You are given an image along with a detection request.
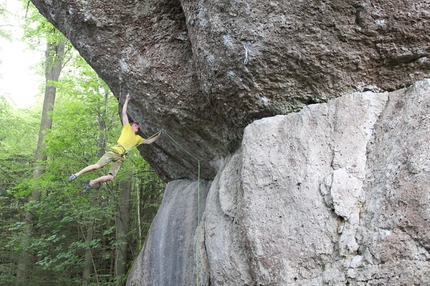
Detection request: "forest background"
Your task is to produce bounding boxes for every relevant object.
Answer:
[0,1,165,285]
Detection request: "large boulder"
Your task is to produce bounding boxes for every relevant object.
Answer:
[30,0,430,180]
[127,80,430,285]
[29,0,430,284]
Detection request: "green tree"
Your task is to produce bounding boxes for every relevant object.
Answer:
[0,97,39,285]
[16,23,67,286]
[0,0,13,41]
[1,2,164,285]
[35,52,164,285]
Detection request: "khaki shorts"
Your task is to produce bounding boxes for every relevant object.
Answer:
[96,150,125,177]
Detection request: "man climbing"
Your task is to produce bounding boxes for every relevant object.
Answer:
[67,93,161,192]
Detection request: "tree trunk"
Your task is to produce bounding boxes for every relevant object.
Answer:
[115,180,131,283]
[136,180,142,243]
[82,221,94,286]
[82,97,108,284]
[16,39,66,285]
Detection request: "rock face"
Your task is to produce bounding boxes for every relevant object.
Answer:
[128,80,430,285]
[127,180,211,286]
[30,0,430,180]
[29,0,430,284]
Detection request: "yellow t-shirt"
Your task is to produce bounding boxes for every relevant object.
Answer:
[111,123,144,154]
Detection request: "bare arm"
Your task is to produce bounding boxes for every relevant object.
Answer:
[122,93,130,126]
[143,132,162,144]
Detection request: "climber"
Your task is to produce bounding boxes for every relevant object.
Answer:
[67,93,161,193]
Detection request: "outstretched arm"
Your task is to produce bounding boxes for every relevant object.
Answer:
[122,93,130,126]
[143,132,162,144]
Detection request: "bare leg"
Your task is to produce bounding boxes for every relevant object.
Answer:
[89,174,114,187]
[75,164,101,177]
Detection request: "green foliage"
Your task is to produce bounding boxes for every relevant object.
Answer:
[0,96,39,196]
[0,97,40,285]
[1,62,164,284]
[21,0,66,48]
[0,9,165,286]
[0,0,13,41]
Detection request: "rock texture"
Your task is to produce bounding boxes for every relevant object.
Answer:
[127,80,430,285]
[30,0,430,180]
[356,80,430,284]
[29,0,430,284]
[127,180,211,286]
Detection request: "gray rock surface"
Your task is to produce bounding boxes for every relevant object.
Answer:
[356,80,430,284]
[28,0,430,284]
[30,0,430,180]
[127,179,211,286]
[127,80,430,285]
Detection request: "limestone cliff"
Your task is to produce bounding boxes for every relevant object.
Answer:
[31,0,429,181]
[29,0,430,284]
[128,80,430,285]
